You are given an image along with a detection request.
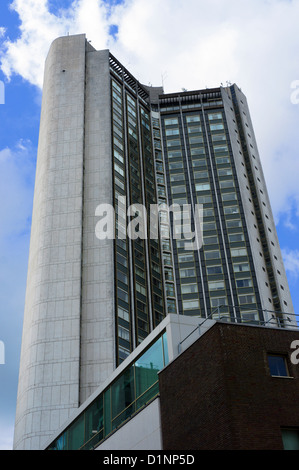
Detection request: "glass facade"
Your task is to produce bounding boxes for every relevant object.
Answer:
[47,332,169,450]
[159,92,262,323]
[111,77,166,365]
[108,69,287,358]
[92,64,289,443]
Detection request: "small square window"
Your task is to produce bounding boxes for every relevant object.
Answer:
[267,354,289,377]
[281,428,299,450]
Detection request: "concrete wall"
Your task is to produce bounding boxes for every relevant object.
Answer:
[14,34,87,450]
[231,85,294,318]
[14,34,116,450]
[222,85,294,321]
[80,48,115,404]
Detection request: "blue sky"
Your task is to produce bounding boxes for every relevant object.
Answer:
[1,0,299,450]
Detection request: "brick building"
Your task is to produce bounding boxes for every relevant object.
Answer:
[45,315,299,451]
[159,321,299,450]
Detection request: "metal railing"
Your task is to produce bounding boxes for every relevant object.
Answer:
[178,305,299,354]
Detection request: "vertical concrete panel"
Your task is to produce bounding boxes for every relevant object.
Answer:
[80,49,115,403]
[14,34,87,449]
[222,85,294,320]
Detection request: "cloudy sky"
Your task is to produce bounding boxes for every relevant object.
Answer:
[1,0,299,450]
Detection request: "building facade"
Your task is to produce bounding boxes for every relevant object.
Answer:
[45,316,299,451]
[14,34,294,450]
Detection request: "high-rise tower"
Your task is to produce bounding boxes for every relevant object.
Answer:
[14,34,294,450]
[152,85,294,326]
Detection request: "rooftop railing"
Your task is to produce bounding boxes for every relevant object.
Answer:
[178,305,299,354]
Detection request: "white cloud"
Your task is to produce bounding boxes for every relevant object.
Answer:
[1,0,299,222]
[0,0,111,88]
[282,248,299,280]
[0,140,35,240]
[0,142,36,447]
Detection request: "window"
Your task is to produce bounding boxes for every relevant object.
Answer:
[118,270,128,285]
[191,147,205,156]
[216,156,230,164]
[196,183,211,191]
[224,206,239,215]
[164,118,178,126]
[114,148,124,163]
[166,283,175,297]
[181,284,198,294]
[172,185,186,194]
[166,128,179,136]
[218,168,232,176]
[118,288,129,303]
[208,112,222,120]
[233,262,250,272]
[236,279,252,288]
[229,233,245,242]
[186,115,200,123]
[167,139,181,148]
[240,311,258,323]
[194,170,209,179]
[238,294,255,304]
[115,174,125,190]
[211,297,227,308]
[210,123,224,131]
[189,136,204,145]
[118,306,129,322]
[183,299,200,310]
[112,80,122,93]
[203,222,216,231]
[212,134,226,142]
[192,159,207,168]
[207,266,223,275]
[169,161,184,171]
[168,150,182,159]
[170,173,185,182]
[226,220,242,228]
[188,126,202,134]
[178,253,194,263]
[197,195,212,204]
[281,428,299,450]
[220,180,234,189]
[203,236,218,245]
[163,253,173,266]
[222,193,237,202]
[114,163,125,177]
[135,282,147,296]
[203,208,215,217]
[208,280,225,291]
[164,267,173,281]
[204,250,221,260]
[214,145,228,154]
[268,354,289,377]
[180,268,196,278]
[49,334,169,450]
[231,248,247,257]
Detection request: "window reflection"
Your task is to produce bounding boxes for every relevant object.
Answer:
[48,332,169,451]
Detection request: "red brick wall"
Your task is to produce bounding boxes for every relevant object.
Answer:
[159,322,299,450]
